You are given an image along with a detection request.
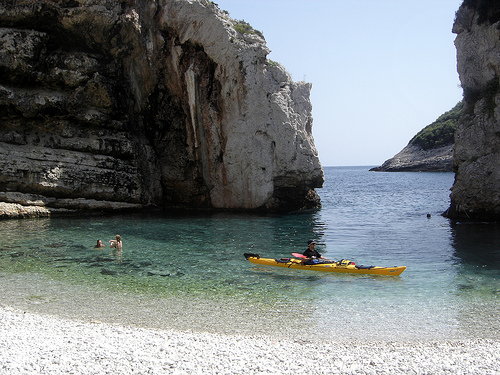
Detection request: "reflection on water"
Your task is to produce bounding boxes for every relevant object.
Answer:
[450,221,500,269]
[447,222,500,340]
[449,221,500,299]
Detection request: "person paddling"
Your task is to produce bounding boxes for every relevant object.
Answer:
[302,240,329,264]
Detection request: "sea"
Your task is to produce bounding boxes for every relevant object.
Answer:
[0,166,499,342]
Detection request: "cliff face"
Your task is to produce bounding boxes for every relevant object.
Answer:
[0,0,323,218]
[446,2,500,220]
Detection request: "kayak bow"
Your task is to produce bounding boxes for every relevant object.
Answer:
[244,253,406,276]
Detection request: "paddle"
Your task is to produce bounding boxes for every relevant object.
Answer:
[292,252,343,264]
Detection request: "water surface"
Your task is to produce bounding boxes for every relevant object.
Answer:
[1,167,499,341]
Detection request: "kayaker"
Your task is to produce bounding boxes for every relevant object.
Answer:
[302,240,329,264]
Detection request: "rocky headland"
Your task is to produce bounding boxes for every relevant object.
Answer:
[445,0,500,221]
[0,0,323,218]
[370,144,454,172]
[373,0,500,221]
[370,102,462,172]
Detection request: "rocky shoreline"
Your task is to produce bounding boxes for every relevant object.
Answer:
[370,144,453,172]
[0,196,143,219]
[1,305,498,374]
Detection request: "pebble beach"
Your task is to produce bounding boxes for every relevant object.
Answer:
[1,305,499,375]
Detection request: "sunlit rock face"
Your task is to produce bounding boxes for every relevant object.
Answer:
[0,0,323,217]
[370,144,453,172]
[446,2,500,220]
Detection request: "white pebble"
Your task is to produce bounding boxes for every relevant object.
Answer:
[0,306,499,375]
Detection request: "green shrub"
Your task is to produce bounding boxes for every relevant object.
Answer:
[483,77,500,114]
[233,20,264,39]
[409,101,463,150]
[461,76,499,116]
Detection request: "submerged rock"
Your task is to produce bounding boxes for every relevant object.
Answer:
[100,268,117,276]
[0,0,323,218]
[146,270,171,277]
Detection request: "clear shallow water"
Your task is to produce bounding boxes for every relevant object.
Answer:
[0,166,499,341]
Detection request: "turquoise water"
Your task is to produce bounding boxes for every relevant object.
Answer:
[1,166,499,341]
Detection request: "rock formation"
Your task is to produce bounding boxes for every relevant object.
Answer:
[0,0,323,218]
[371,102,462,172]
[445,1,500,220]
[370,144,454,172]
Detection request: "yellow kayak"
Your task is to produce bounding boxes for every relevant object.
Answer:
[244,253,406,276]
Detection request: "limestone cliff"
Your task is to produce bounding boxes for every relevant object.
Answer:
[446,1,500,220]
[0,0,323,218]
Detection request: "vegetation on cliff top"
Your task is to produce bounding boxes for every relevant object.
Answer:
[409,101,463,150]
[233,20,264,39]
[207,2,264,39]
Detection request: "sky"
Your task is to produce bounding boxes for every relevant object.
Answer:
[214,0,464,166]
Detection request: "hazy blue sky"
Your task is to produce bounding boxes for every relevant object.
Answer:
[214,0,463,166]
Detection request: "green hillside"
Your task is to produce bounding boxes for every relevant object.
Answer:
[409,101,463,150]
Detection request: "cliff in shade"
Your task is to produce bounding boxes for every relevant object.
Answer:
[370,102,462,172]
[445,1,500,221]
[0,0,324,218]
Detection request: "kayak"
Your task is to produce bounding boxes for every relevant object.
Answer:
[243,253,406,276]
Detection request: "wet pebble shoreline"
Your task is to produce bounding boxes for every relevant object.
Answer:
[1,306,499,374]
